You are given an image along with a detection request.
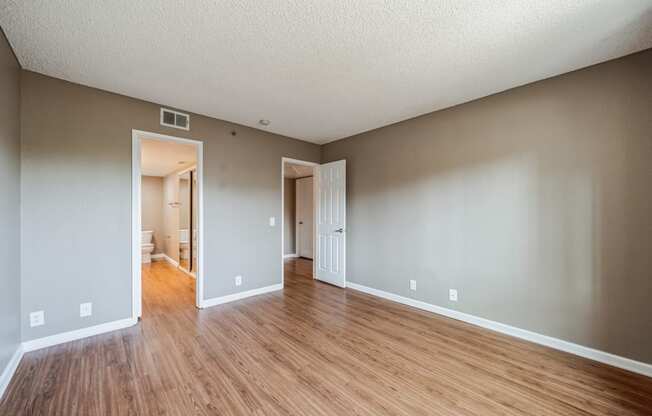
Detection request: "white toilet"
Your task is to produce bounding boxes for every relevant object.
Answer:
[141,230,155,263]
[179,229,190,260]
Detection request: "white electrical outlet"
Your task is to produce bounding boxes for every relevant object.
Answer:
[409,280,417,291]
[449,289,458,302]
[269,217,276,227]
[30,310,45,327]
[80,302,92,317]
[235,275,242,286]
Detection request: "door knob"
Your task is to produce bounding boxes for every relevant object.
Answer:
[334,228,344,233]
[299,221,303,225]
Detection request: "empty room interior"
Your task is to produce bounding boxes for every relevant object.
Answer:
[1,2,651,415]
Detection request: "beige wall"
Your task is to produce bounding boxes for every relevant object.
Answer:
[20,71,320,341]
[284,178,296,255]
[141,176,164,255]
[322,49,652,364]
[0,29,21,373]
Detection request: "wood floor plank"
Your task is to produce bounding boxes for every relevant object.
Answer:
[1,258,651,415]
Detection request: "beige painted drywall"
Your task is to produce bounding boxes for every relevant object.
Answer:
[284,178,296,255]
[322,48,652,364]
[141,176,164,255]
[0,28,21,374]
[20,71,320,341]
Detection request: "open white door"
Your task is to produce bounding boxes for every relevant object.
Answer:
[316,160,346,287]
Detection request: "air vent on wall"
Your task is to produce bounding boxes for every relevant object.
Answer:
[160,108,190,130]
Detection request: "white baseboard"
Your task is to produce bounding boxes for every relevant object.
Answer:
[22,317,138,353]
[0,344,24,401]
[1,318,138,398]
[178,266,196,279]
[161,253,179,267]
[155,253,191,277]
[200,283,283,308]
[347,282,652,378]
[283,253,299,259]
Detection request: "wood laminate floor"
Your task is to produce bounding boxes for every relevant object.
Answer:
[1,258,651,415]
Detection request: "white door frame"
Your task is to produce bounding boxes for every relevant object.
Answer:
[132,129,205,318]
[281,157,318,286]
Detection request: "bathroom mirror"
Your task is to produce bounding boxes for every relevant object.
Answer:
[178,171,191,272]
[191,169,198,273]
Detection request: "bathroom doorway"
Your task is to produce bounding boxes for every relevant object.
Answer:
[132,130,204,319]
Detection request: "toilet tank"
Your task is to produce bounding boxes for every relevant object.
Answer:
[142,230,154,244]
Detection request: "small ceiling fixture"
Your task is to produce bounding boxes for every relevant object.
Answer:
[259,119,270,126]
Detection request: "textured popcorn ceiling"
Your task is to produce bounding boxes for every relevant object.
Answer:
[2,1,651,143]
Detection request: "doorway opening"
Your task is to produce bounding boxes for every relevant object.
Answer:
[282,158,317,284]
[282,157,347,288]
[132,130,204,319]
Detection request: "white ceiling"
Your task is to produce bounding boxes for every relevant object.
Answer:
[2,1,651,144]
[284,163,314,179]
[141,138,197,177]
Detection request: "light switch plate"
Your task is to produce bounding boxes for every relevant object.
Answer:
[269,217,276,227]
[80,302,92,317]
[30,310,45,327]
